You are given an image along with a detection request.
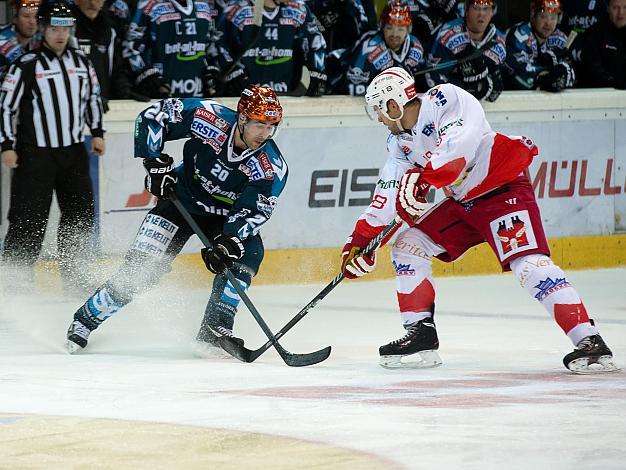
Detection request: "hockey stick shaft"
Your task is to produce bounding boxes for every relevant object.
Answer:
[414,38,497,77]
[246,219,402,361]
[168,192,295,360]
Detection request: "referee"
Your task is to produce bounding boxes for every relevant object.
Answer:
[0,1,105,294]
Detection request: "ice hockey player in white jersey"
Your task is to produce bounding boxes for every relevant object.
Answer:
[340,66,619,374]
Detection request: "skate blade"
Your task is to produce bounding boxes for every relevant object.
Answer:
[65,340,84,355]
[567,355,621,374]
[191,340,233,359]
[379,350,443,369]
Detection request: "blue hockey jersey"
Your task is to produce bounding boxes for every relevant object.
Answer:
[135,98,288,240]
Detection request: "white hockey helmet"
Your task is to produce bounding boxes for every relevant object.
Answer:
[365,67,418,123]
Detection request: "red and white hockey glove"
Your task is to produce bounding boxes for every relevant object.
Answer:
[341,231,377,279]
[396,168,432,225]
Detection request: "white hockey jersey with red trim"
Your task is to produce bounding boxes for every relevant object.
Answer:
[354,83,537,240]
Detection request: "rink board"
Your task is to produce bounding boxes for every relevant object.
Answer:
[2,90,626,280]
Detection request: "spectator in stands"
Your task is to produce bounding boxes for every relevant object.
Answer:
[0,0,41,79]
[124,0,218,98]
[401,0,458,45]
[208,0,327,97]
[327,1,425,95]
[306,0,370,51]
[426,0,506,102]
[72,0,134,108]
[578,0,626,89]
[504,0,575,92]
[560,0,607,65]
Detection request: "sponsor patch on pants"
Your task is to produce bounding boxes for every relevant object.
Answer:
[490,210,538,262]
[131,214,179,257]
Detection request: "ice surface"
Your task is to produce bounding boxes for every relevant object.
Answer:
[1,268,625,469]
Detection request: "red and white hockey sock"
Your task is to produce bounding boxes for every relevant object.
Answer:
[510,254,598,345]
[392,229,443,327]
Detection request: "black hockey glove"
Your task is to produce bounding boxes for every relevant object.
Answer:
[223,68,250,97]
[201,234,245,274]
[203,64,221,97]
[306,71,327,97]
[316,1,341,31]
[536,50,559,69]
[143,154,177,198]
[137,72,171,99]
[458,54,489,87]
[537,64,569,92]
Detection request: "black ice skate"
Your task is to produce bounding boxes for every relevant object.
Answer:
[66,320,93,354]
[193,324,244,359]
[379,318,442,369]
[563,334,620,374]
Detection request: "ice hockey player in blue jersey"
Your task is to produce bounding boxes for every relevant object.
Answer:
[65,86,289,356]
[504,0,575,92]
[207,0,327,96]
[124,0,218,98]
[0,0,41,79]
[328,1,425,96]
[426,0,506,102]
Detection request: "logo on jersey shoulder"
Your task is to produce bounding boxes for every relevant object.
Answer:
[427,87,447,107]
[191,108,229,150]
[163,98,184,123]
[195,108,230,132]
[445,32,469,53]
[256,194,278,217]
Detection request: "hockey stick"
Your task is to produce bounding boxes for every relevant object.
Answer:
[219,219,402,363]
[414,38,498,76]
[169,192,331,367]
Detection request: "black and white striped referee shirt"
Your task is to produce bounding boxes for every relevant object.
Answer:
[0,45,104,151]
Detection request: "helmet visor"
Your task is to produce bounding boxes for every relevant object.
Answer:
[364,103,382,121]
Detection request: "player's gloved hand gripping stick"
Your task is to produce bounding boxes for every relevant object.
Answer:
[219,219,402,363]
[169,191,331,367]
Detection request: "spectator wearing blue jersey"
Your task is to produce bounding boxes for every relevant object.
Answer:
[327,1,425,95]
[504,0,575,92]
[0,0,41,79]
[426,0,506,102]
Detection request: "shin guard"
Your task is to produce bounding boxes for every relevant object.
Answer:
[510,254,598,345]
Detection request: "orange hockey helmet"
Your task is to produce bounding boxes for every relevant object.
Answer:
[381,1,412,28]
[531,0,562,14]
[11,0,41,13]
[237,85,283,124]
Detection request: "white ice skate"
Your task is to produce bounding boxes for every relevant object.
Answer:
[380,349,443,369]
[66,320,91,354]
[379,319,443,369]
[563,335,620,374]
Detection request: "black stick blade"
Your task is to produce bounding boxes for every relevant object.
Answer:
[219,337,331,366]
